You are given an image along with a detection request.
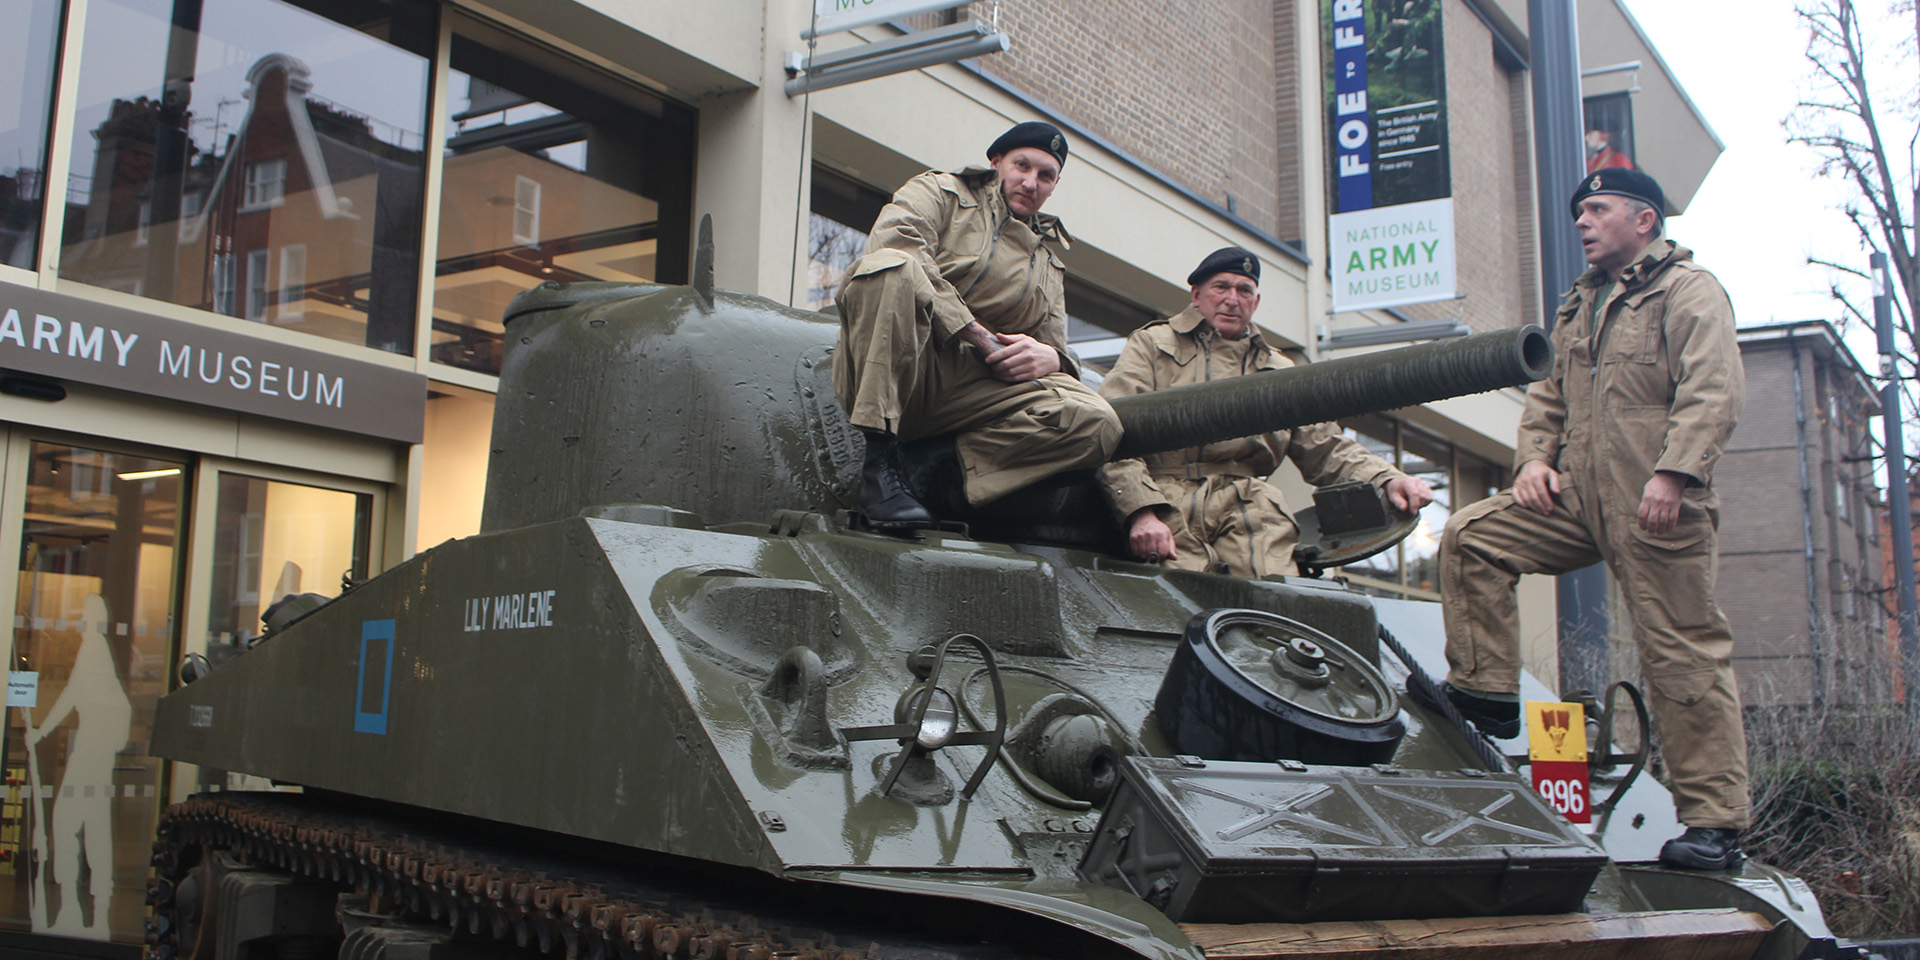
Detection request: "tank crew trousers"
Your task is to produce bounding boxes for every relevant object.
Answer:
[833,258,1121,507]
[1144,474,1301,580]
[1438,477,1750,830]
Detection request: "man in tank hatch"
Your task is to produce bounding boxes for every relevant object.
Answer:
[832,121,1122,531]
[1095,246,1433,578]
[1419,168,1749,871]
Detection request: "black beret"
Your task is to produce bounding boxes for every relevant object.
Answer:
[987,121,1068,168]
[1570,167,1667,219]
[1187,246,1261,286]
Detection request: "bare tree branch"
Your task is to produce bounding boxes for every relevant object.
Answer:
[1792,0,1920,427]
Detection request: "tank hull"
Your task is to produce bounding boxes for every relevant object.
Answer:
[152,508,1820,960]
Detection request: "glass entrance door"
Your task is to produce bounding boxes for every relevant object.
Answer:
[206,473,372,652]
[3,441,186,940]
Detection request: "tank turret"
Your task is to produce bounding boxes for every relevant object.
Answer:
[480,279,1548,539]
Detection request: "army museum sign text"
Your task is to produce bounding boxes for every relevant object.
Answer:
[0,285,426,443]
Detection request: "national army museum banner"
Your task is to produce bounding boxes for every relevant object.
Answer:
[1323,0,1457,312]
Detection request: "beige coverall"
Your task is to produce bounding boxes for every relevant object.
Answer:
[1097,307,1406,578]
[1441,239,1749,829]
[834,166,1121,507]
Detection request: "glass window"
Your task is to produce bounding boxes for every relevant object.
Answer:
[206,474,371,652]
[1064,279,1161,374]
[807,166,890,312]
[279,243,307,319]
[5,443,186,939]
[246,248,270,320]
[430,29,695,374]
[1399,426,1452,595]
[0,0,62,269]
[1327,415,1508,600]
[58,0,434,353]
[1581,92,1636,176]
[1335,415,1402,586]
[242,157,287,208]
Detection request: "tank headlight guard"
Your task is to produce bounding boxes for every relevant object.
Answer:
[840,633,1005,800]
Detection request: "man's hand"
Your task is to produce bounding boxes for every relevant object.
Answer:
[1385,475,1435,513]
[983,332,1061,382]
[960,323,1060,382]
[1512,459,1561,516]
[1637,471,1688,535]
[1127,507,1177,563]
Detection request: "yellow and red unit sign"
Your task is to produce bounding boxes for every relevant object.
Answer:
[1527,701,1590,824]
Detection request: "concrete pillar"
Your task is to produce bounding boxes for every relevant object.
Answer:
[693,1,813,304]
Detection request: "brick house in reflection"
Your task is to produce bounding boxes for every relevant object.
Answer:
[63,53,425,351]
[61,53,661,371]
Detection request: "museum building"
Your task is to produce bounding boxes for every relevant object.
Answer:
[0,0,1718,947]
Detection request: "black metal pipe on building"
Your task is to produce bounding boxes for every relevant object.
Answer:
[1530,0,1611,697]
[1874,251,1920,721]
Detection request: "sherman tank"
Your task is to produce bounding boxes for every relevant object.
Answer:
[144,236,1862,960]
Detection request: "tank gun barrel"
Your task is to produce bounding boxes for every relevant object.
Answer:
[1105,325,1552,461]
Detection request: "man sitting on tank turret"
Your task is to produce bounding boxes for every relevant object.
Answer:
[1096,247,1434,577]
[833,122,1123,531]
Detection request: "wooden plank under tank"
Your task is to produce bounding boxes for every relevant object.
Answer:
[1182,908,1773,959]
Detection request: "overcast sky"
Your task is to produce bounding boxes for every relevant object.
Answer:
[1615,0,1912,359]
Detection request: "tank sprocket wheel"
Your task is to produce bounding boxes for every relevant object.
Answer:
[145,791,968,960]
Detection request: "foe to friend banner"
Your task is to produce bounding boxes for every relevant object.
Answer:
[1324,0,1456,312]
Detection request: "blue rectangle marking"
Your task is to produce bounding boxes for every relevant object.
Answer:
[354,619,396,735]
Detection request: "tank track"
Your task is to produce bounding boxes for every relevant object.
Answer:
[146,791,1003,960]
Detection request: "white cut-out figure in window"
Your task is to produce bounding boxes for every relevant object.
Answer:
[26,594,132,937]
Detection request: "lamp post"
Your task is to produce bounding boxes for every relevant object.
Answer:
[1874,251,1920,720]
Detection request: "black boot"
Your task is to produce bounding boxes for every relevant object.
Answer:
[1659,827,1744,870]
[1404,679,1521,740]
[901,433,967,517]
[860,432,933,531]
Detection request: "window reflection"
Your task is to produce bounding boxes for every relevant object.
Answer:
[430,32,694,374]
[1339,415,1403,585]
[5,444,184,939]
[807,167,890,312]
[58,0,432,353]
[0,0,62,268]
[207,474,370,651]
[1333,415,1506,599]
[1400,426,1452,594]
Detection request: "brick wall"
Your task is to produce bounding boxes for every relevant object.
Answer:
[978,0,1284,239]
[970,0,1530,319]
[1273,0,1302,244]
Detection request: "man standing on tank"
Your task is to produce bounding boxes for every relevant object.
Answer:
[833,122,1122,531]
[1096,246,1433,578]
[1420,169,1749,871]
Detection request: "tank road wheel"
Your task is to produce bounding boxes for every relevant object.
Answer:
[1155,608,1405,765]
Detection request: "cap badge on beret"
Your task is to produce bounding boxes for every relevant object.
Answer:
[1589,175,1602,191]
[1051,134,1063,154]
[1242,257,1255,275]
